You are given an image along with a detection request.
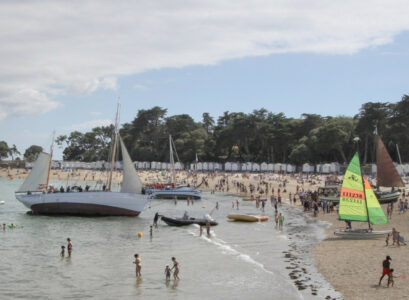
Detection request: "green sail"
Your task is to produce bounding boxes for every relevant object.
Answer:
[339,153,368,222]
[364,176,388,225]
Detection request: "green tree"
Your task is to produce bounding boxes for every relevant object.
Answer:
[24,145,43,162]
[0,141,10,160]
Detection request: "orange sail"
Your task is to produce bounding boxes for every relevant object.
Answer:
[376,136,404,187]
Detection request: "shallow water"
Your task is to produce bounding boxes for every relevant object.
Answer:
[0,178,339,299]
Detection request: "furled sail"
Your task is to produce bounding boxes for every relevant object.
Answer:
[364,176,388,225]
[376,136,404,187]
[120,137,142,194]
[17,152,50,192]
[339,153,367,222]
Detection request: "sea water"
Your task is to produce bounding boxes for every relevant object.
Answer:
[0,178,340,299]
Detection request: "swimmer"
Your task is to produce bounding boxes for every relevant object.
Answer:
[171,257,180,280]
[134,254,142,277]
[164,265,171,281]
[67,238,72,257]
[60,246,65,257]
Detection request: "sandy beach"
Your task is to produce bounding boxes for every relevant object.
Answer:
[2,167,408,299]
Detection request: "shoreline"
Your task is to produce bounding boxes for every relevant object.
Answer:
[3,167,408,299]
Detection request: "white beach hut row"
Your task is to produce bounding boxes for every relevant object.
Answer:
[189,162,223,171]
[223,162,296,173]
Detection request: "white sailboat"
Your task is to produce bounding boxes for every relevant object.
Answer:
[149,135,202,200]
[15,102,149,216]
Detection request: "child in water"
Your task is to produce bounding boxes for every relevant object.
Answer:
[164,265,171,281]
[60,246,65,257]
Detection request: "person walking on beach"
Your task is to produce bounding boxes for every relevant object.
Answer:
[67,238,72,257]
[171,257,180,280]
[378,255,392,286]
[206,220,211,237]
[153,212,159,228]
[134,254,142,277]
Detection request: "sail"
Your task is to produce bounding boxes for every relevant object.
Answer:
[364,176,388,225]
[339,153,368,222]
[119,137,143,194]
[376,136,404,187]
[17,152,50,192]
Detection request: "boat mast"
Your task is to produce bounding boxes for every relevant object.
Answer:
[396,144,403,165]
[169,135,175,184]
[361,172,371,230]
[108,99,121,191]
[45,131,55,193]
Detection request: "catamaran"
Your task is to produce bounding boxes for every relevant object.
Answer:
[15,102,149,216]
[334,153,390,239]
[147,135,202,200]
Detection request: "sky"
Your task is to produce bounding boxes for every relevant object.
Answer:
[1,0,409,159]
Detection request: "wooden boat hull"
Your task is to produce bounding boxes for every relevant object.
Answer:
[161,216,218,226]
[334,229,391,239]
[227,214,269,222]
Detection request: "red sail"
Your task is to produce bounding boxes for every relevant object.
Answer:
[376,136,404,187]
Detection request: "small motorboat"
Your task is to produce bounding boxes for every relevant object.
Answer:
[334,229,391,239]
[227,214,269,222]
[161,212,218,227]
[0,200,4,205]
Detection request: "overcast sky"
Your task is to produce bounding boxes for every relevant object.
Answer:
[1,0,409,159]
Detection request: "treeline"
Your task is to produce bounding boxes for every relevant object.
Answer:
[4,95,408,165]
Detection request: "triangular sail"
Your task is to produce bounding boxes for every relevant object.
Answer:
[120,137,143,194]
[376,136,404,187]
[364,176,388,225]
[17,152,50,192]
[339,153,368,222]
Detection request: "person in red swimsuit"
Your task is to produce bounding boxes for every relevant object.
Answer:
[378,255,391,286]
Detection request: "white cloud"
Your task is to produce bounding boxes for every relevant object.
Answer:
[61,119,113,131]
[1,0,409,119]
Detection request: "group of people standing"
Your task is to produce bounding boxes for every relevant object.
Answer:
[133,254,180,281]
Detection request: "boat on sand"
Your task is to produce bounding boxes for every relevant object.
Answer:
[227,214,269,222]
[334,153,389,239]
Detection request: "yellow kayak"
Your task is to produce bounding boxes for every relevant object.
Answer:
[227,214,269,222]
[242,198,267,201]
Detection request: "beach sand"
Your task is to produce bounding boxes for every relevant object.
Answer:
[2,167,408,299]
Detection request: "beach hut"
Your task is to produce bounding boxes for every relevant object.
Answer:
[267,163,274,172]
[252,163,260,172]
[246,162,252,172]
[260,162,268,172]
[208,162,214,171]
[286,164,296,173]
[241,163,247,172]
[215,163,223,171]
[316,164,322,173]
[273,163,281,172]
[202,162,208,171]
[321,164,331,174]
[225,162,232,171]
